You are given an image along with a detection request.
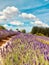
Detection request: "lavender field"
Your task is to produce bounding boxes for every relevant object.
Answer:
[0,0,49,65]
[0,30,49,65]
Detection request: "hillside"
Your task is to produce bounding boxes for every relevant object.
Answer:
[0,32,49,65]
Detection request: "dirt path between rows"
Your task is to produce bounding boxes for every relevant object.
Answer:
[0,35,15,46]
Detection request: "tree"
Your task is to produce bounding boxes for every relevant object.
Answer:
[31,26,49,37]
[21,29,26,33]
[0,26,6,30]
[31,26,38,34]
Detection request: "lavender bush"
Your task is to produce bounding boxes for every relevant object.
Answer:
[0,32,49,65]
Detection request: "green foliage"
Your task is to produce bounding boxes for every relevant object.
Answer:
[16,28,19,31]
[21,29,26,33]
[31,26,38,34]
[36,33,44,36]
[0,26,6,30]
[31,26,49,37]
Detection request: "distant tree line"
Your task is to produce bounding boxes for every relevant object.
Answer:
[16,29,26,33]
[31,26,49,37]
[1,25,49,37]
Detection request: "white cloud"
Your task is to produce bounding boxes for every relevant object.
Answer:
[0,6,19,20]
[19,13,39,21]
[0,6,49,29]
[0,15,6,20]
[3,24,8,27]
[10,20,24,26]
[45,0,48,1]
[20,13,49,28]
[3,24,13,30]
[31,21,49,27]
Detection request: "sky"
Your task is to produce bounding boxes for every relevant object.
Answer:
[0,0,49,32]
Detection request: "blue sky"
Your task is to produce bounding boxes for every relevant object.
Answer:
[0,0,49,32]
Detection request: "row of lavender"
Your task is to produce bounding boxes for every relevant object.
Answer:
[0,30,19,40]
[0,33,49,65]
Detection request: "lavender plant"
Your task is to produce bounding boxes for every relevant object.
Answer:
[0,32,49,65]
